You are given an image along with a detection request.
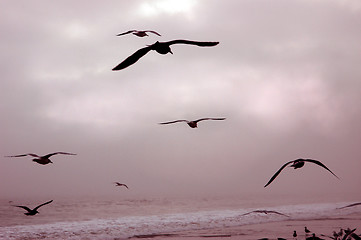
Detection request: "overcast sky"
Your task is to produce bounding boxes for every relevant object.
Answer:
[1,0,361,202]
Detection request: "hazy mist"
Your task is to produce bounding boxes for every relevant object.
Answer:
[1,0,361,202]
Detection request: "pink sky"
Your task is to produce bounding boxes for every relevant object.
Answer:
[1,0,360,202]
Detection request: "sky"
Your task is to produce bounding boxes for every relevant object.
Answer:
[1,0,361,202]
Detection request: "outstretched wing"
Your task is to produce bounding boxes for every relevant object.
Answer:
[112,46,152,71]
[194,118,226,123]
[159,120,187,125]
[304,159,339,179]
[166,40,219,47]
[268,211,289,217]
[337,202,361,209]
[146,30,161,36]
[5,153,39,158]
[116,30,135,36]
[14,205,32,212]
[33,200,53,211]
[264,160,295,187]
[240,211,254,216]
[43,152,76,158]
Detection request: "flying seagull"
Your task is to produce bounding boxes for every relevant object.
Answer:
[114,182,129,189]
[14,200,53,216]
[112,40,219,70]
[337,202,361,209]
[159,118,226,128]
[240,210,289,217]
[264,158,339,187]
[116,30,161,37]
[5,152,76,165]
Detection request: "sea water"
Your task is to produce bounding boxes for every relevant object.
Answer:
[0,196,358,240]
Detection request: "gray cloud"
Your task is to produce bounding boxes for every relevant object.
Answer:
[1,0,360,201]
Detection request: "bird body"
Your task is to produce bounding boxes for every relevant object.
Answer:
[159,118,226,128]
[305,227,311,234]
[5,152,76,165]
[112,40,219,70]
[293,231,297,238]
[114,182,129,189]
[116,30,161,37]
[14,200,53,216]
[264,158,339,187]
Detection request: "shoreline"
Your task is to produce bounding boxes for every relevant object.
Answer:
[132,214,361,240]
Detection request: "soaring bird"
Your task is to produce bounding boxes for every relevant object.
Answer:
[116,30,161,37]
[240,210,289,217]
[264,158,339,187]
[337,202,361,209]
[5,152,76,165]
[112,40,219,70]
[14,200,53,216]
[114,182,129,189]
[159,118,226,128]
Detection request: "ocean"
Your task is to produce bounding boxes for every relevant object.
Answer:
[0,195,359,240]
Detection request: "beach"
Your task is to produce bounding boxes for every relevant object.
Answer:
[133,214,361,240]
[1,197,360,240]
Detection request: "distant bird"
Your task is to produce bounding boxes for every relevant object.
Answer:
[305,227,311,234]
[14,200,53,216]
[116,30,161,37]
[5,152,76,165]
[264,158,339,187]
[293,231,297,238]
[241,210,289,217]
[337,202,361,209]
[159,118,226,128]
[114,182,129,189]
[112,40,219,70]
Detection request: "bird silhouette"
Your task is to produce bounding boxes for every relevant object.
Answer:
[112,40,219,70]
[5,152,76,165]
[14,200,53,216]
[305,227,311,234]
[337,202,361,209]
[159,118,226,128]
[240,210,289,217]
[264,158,339,187]
[114,182,129,189]
[293,231,297,238]
[116,30,161,37]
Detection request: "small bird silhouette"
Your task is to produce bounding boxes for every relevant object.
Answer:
[264,158,339,187]
[293,231,297,238]
[305,227,311,234]
[159,118,225,128]
[112,40,219,70]
[116,30,161,37]
[5,152,76,165]
[14,200,53,216]
[337,202,361,209]
[241,210,289,217]
[114,182,129,189]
